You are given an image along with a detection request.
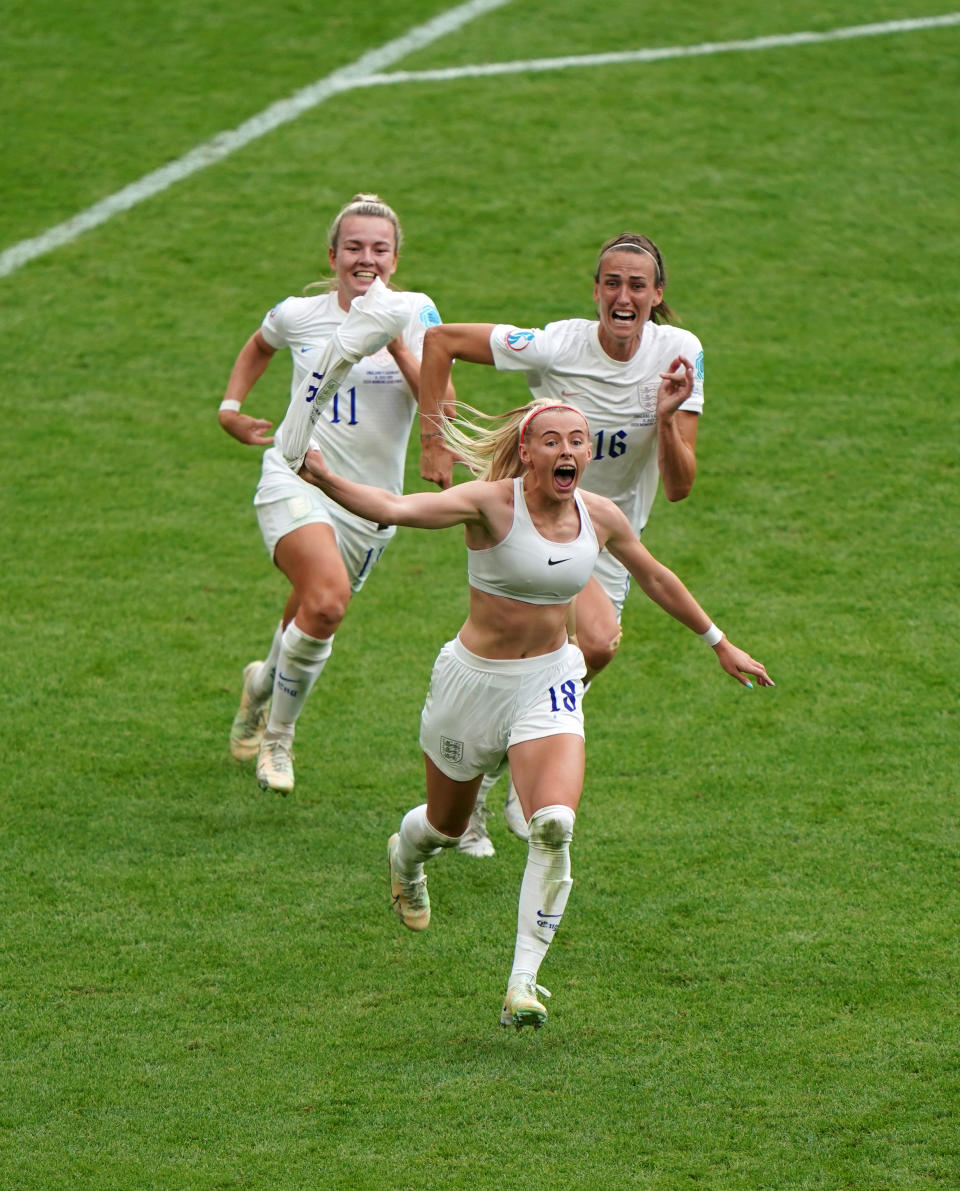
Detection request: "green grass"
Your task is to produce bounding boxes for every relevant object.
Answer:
[2,1,959,1187]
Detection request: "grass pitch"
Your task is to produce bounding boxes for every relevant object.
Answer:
[1,2,958,1187]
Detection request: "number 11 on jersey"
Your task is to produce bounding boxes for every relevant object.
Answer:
[329,386,358,425]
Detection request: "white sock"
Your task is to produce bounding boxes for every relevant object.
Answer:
[266,621,333,735]
[251,621,284,700]
[509,804,576,986]
[473,771,501,814]
[395,804,460,880]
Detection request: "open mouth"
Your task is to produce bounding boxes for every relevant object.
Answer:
[611,310,636,325]
[554,464,577,490]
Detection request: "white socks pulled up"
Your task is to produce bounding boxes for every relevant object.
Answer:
[509,804,576,986]
[265,620,333,737]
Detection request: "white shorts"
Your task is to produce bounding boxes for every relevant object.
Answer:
[592,548,632,620]
[255,477,393,593]
[420,637,586,781]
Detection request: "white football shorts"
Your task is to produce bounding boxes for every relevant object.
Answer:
[255,476,393,593]
[420,636,586,781]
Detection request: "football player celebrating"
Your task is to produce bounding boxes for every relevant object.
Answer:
[299,399,772,1032]
[218,194,455,795]
[415,233,706,855]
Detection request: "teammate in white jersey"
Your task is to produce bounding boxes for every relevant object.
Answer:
[415,232,703,853]
[298,399,772,1031]
[218,194,454,795]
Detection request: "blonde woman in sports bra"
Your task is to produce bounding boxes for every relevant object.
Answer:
[300,397,773,1032]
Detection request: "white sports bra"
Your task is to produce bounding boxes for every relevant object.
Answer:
[467,478,599,606]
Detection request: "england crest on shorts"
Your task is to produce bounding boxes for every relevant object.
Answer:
[440,736,464,764]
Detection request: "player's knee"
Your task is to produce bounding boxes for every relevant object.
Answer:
[298,588,349,637]
[580,628,622,676]
[528,804,576,851]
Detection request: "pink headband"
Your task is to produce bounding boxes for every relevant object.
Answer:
[518,403,588,445]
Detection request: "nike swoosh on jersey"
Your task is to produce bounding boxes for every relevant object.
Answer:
[547,557,571,566]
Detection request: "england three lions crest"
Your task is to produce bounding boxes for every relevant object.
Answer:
[440,736,464,764]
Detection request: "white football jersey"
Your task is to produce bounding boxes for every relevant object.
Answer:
[255,289,442,508]
[490,318,704,534]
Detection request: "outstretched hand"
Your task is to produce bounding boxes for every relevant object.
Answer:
[656,355,695,418]
[714,638,775,689]
[219,409,274,446]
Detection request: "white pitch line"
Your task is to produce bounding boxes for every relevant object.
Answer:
[0,0,510,280]
[2,10,958,280]
[353,12,960,86]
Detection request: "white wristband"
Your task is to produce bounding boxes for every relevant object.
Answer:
[219,399,242,413]
[699,623,724,647]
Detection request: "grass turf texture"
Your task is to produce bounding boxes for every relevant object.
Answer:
[2,1,958,1187]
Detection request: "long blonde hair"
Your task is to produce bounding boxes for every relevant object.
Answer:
[443,399,588,482]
